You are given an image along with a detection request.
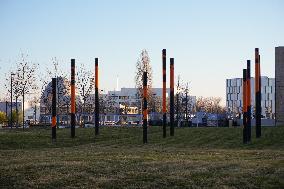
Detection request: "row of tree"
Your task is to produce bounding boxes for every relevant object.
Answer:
[134,50,224,119]
[2,51,225,126]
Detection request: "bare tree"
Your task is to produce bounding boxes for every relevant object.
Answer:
[12,54,38,129]
[76,63,94,126]
[134,49,153,113]
[196,96,223,114]
[40,58,70,125]
[5,72,22,128]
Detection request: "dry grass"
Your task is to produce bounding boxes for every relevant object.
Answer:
[0,126,283,188]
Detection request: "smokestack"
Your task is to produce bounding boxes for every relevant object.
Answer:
[162,49,167,138]
[170,58,175,136]
[143,72,148,144]
[71,59,76,138]
[95,58,100,135]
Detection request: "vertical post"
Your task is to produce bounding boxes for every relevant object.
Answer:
[71,59,76,138]
[170,58,175,136]
[10,73,14,129]
[255,48,261,138]
[185,83,188,124]
[162,49,167,138]
[95,58,99,135]
[143,72,148,143]
[52,78,57,142]
[6,101,8,118]
[247,60,252,143]
[243,69,247,144]
[34,105,36,123]
[176,76,180,127]
[22,67,25,130]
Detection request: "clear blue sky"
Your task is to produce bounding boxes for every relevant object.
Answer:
[0,0,283,105]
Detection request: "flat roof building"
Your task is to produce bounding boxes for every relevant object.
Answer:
[226,77,275,119]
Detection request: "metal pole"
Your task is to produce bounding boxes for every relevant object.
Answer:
[5,101,8,118]
[162,49,167,138]
[243,69,247,144]
[83,85,85,128]
[143,72,148,143]
[71,59,76,138]
[52,78,57,141]
[22,67,25,130]
[255,48,261,138]
[176,77,180,127]
[95,58,99,135]
[10,73,13,129]
[170,58,175,136]
[247,60,252,143]
[185,83,188,124]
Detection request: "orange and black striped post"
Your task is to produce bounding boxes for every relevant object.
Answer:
[95,58,99,135]
[143,72,148,144]
[52,78,56,141]
[162,49,167,138]
[255,48,261,138]
[246,60,252,143]
[243,69,247,144]
[170,58,175,136]
[71,59,76,138]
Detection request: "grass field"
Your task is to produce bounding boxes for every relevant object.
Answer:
[0,126,283,188]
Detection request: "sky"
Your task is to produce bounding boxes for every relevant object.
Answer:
[0,0,284,105]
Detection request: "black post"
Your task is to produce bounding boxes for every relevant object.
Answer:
[95,58,99,135]
[255,48,261,138]
[71,59,76,138]
[247,60,252,143]
[34,105,37,123]
[170,58,174,136]
[162,49,167,138]
[52,78,57,141]
[143,72,148,143]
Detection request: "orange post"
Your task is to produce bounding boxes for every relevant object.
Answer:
[95,58,99,135]
[243,69,247,143]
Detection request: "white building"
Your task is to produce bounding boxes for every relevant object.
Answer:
[226,76,275,118]
[106,88,171,114]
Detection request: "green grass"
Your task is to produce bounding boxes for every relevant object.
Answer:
[0,126,283,188]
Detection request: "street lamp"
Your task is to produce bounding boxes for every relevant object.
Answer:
[10,72,15,128]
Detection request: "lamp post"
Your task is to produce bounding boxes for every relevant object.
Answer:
[10,73,15,128]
